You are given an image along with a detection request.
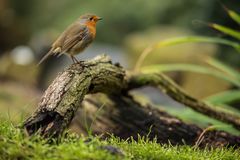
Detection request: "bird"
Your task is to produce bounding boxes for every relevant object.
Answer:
[38,14,102,65]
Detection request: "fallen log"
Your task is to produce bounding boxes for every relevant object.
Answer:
[24,54,240,147]
[127,73,240,130]
[72,93,240,147]
[24,55,125,137]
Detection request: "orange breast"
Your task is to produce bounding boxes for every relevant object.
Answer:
[86,21,96,38]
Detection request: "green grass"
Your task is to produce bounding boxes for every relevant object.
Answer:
[0,120,240,160]
[165,106,240,136]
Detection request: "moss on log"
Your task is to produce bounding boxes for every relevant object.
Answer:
[24,54,240,147]
[24,55,125,137]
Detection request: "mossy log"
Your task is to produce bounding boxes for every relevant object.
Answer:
[127,74,240,130]
[24,55,125,137]
[24,54,240,147]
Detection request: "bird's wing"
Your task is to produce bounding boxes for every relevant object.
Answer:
[38,23,87,65]
[56,23,88,52]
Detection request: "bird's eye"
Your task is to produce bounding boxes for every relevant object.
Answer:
[89,17,94,21]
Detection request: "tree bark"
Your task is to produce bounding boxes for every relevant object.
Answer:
[23,54,240,147]
[72,93,240,148]
[24,55,125,137]
[127,73,240,130]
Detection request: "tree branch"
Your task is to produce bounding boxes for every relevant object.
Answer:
[23,55,240,148]
[127,73,240,130]
[71,93,240,148]
[24,55,125,137]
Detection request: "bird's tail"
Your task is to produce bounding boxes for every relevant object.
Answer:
[37,47,61,66]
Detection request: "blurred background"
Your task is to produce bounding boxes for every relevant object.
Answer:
[1,0,240,134]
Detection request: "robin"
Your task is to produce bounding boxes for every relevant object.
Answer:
[38,14,102,65]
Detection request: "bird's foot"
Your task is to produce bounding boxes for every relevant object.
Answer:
[70,55,83,64]
[75,60,84,65]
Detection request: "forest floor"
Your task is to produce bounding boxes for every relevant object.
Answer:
[0,120,239,160]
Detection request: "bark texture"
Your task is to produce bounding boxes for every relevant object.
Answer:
[127,73,240,130]
[24,55,125,137]
[24,54,240,147]
[72,94,240,148]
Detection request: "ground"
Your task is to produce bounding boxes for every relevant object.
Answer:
[0,120,239,160]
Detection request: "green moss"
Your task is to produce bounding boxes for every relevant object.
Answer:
[0,119,239,160]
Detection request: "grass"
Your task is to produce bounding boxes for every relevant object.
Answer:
[0,120,240,160]
[164,106,240,136]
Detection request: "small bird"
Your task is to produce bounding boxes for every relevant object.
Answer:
[38,14,102,65]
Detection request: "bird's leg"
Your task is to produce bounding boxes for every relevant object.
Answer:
[70,55,76,63]
[70,55,80,64]
[73,56,80,64]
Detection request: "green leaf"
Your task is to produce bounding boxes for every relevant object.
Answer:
[141,64,240,87]
[205,90,240,105]
[210,23,240,40]
[154,36,240,53]
[165,106,240,135]
[135,36,240,71]
[227,9,240,25]
[206,58,240,81]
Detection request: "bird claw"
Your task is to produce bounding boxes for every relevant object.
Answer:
[70,55,82,64]
[75,60,84,65]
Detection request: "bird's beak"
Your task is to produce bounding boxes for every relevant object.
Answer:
[97,17,102,21]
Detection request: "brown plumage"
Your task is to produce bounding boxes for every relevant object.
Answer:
[38,14,102,65]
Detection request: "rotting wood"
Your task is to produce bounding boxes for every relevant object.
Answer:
[24,54,240,147]
[71,93,240,148]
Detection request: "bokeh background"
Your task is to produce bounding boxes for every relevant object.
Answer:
[1,0,240,134]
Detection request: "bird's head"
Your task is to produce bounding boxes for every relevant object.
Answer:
[79,14,102,26]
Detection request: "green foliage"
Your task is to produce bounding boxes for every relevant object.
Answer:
[141,63,240,87]
[131,7,240,139]
[206,58,240,81]
[0,120,240,160]
[154,36,240,51]
[205,90,240,105]
[136,7,240,112]
[210,23,240,40]
[165,106,240,135]
[9,0,240,44]
[0,120,120,160]
[134,35,240,72]
[202,9,240,107]
[225,6,240,25]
